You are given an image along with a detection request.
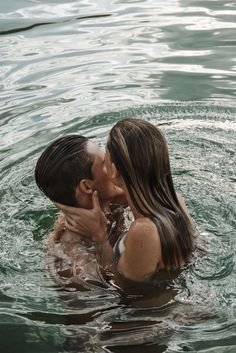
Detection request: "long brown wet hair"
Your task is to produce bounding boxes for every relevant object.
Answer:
[107,118,195,269]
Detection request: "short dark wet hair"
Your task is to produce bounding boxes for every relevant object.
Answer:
[35,135,94,206]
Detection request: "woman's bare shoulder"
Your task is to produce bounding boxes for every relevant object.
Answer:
[129,217,157,236]
[116,218,162,281]
[128,218,162,257]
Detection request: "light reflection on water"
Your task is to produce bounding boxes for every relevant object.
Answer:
[0,0,235,352]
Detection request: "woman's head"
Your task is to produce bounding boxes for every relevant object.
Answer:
[106,118,195,269]
[106,118,177,213]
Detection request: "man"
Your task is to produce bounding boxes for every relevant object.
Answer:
[35,135,127,287]
[35,135,126,210]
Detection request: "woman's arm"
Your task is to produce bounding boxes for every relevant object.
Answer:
[54,192,115,267]
[54,191,107,241]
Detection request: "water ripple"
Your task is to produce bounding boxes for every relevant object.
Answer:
[0,0,236,352]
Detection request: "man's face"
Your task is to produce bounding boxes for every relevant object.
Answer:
[87,141,117,201]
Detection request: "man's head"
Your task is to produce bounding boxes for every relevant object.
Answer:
[35,135,117,208]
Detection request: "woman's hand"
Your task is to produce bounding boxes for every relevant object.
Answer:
[54,191,107,242]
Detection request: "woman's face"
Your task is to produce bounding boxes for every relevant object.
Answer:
[104,148,114,180]
[104,147,124,189]
[87,141,117,200]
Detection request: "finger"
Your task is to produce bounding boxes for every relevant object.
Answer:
[65,217,74,227]
[92,190,101,210]
[64,217,78,233]
[64,218,69,228]
[66,222,78,234]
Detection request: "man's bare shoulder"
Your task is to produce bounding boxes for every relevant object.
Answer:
[43,213,65,251]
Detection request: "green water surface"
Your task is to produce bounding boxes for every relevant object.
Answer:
[0,1,235,352]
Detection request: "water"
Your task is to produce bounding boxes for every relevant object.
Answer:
[0,0,235,352]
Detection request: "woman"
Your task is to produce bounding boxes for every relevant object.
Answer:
[57,118,196,282]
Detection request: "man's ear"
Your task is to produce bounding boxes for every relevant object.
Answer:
[77,179,93,195]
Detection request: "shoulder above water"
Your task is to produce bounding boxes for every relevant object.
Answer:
[117,217,162,282]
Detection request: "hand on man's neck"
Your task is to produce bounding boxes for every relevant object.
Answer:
[57,187,126,243]
[60,195,110,242]
[77,193,110,212]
